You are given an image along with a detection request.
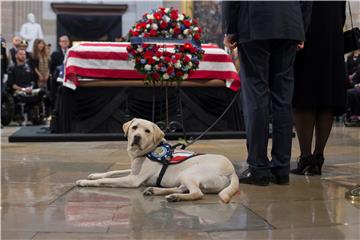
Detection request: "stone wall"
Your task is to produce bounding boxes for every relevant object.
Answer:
[1,1,360,51]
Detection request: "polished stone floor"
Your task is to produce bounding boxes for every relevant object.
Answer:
[1,124,360,240]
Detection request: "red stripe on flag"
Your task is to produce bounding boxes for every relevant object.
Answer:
[67,51,233,62]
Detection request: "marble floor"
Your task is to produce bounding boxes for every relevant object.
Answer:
[1,124,360,240]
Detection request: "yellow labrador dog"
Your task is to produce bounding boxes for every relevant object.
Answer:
[76,118,239,203]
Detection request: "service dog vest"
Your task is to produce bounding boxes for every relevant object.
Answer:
[146,142,202,187]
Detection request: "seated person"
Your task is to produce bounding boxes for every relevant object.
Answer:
[346,67,360,124]
[7,49,44,98]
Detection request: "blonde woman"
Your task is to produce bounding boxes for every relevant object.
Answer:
[30,38,50,89]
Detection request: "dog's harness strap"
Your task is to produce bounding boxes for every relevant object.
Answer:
[155,153,203,187]
[156,164,169,187]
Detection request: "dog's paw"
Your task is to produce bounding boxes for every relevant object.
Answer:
[87,173,103,180]
[165,194,180,202]
[143,187,154,196]
[76,179,96,187]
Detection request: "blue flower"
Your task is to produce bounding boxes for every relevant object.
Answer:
[140,59,146,64]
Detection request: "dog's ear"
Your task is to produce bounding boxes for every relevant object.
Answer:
[122,118,136,137]
[153,123,165,144]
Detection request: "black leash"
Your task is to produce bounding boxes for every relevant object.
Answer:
[172,89,241,150]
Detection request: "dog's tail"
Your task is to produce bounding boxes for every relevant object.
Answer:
[218,172,239,203]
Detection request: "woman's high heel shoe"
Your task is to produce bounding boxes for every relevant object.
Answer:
[291,155,315,175]
[311,154,324,175]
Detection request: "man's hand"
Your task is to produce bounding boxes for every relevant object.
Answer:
[223,35,237,51]
[24,87,32,95]
[297,41,304,51]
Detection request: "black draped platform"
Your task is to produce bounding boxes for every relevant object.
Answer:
[50,86,245,135]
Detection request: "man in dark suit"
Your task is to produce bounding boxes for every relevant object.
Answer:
[50,35,70,109]
[223,1,312,185]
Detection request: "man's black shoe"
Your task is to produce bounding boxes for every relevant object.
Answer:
[270,174,289,185]
[237,168,270,186]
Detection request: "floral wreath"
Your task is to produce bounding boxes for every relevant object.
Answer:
[127,7,204,84]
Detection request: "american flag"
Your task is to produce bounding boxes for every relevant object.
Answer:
[63,42,240,91]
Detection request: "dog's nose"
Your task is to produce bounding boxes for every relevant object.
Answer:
[132,135,141,145]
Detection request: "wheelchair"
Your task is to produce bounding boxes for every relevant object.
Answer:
[1,88,48,126]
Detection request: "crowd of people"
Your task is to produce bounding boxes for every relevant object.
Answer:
[1,35,70,125]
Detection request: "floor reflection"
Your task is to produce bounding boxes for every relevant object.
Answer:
[61,187,272,232]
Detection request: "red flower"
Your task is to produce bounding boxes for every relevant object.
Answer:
[184,56,191,63]
[166,66,174,74]
[148,58,155,64]
[143,33,150,37]
[154,12,161,20]
[174,53,182,60]
[198,28,202,33]
[193,19,198,25]
[193,33,201,40]
[144,51,153,59]
[142,43,149,48]
[150,29,157,37]
[170,10,178,20]
[159,7,165,12]
[176,71,184,77]
[151,72,160,80]
[147,19,153,25]
[132,31,139,37]
[160,21,167,29]
[126,45,132,52]
[174,27,181,34]
[183,20,191,27]
[163,51,171,57]
[156,51,162,58]
[165,56,171,62]
[184,42,192,50]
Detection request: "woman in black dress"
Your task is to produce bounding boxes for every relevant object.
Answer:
[291,1,346,175]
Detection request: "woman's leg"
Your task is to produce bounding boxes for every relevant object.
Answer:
[294,109,316,157]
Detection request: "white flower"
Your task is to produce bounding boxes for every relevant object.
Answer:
[155,65,160,70]
[146,24,150,29]
[165,8,170,13]
[193,27,199,31]
[144,64,152,71]
[163,73,170,79]
[188,62,193,67]
[151,23,158,30]
[147,14,154,20]
[163,16,170,22]
[153,56,159,61]
[178,14,184,21]
[137,47,143,53]
[186,54,192,59]
[175,62,182,69]
[182,74,188,80]
[169,29,174,34]
[183,29,190,35]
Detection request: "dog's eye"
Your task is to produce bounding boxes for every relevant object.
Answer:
[145,129,151,133]
[132,126,138,130]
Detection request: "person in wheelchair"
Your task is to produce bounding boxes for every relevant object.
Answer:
[6,49,47,125]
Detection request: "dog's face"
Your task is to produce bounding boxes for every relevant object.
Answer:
[123,118,165,156]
